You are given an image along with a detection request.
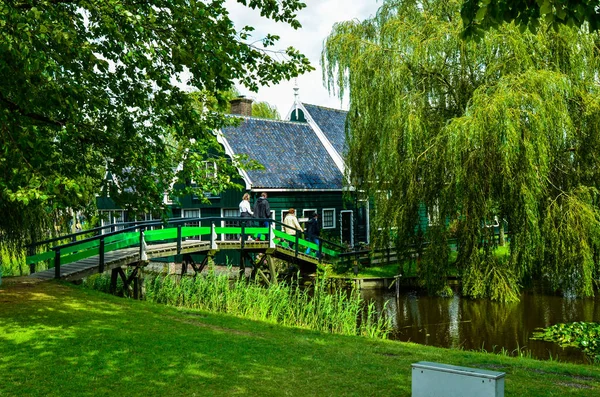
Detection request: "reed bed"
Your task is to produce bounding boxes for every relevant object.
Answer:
[86,270,391,339]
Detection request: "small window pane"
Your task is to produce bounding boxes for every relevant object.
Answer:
[322,209,335,229]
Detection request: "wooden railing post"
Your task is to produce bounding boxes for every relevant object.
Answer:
[295,234,299,258]
[210,222,217,250]
[99,238,105,273]
[241,221,246,249]
[268,220,275,249]
[318,239,323,263]
[54,249,61,279]
[176,224,182,255]
[139,227,147,261]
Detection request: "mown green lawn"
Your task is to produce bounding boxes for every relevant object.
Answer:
[1,280,598,396]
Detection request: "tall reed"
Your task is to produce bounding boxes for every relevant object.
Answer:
[142,270,391,339]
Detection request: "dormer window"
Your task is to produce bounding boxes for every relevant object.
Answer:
[203,161,217,179]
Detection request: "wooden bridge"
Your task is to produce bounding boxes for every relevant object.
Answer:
[25,217,346,292]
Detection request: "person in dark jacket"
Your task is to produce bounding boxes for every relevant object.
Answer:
[253,192,271,240]
[304,212,321,256]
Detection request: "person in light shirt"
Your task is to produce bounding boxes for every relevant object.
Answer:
[238,193,253,241]
[283,208,303,249]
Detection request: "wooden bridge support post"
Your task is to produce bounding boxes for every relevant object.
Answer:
[99,238,105,273]
[110,268,119,294]
[267,256,278,286]
[27,244,36,275]
[54,249,61,279]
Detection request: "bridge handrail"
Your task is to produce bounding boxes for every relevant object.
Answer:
[25,216,347,278]
[29,216,345,253]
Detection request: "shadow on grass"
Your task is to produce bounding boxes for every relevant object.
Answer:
[1,281,598,396]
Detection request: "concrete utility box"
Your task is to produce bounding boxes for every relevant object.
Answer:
[411,361,505,397]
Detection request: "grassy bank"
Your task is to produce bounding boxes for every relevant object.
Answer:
[1,280,598,396]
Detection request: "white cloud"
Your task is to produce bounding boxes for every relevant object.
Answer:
[225,0,380,117]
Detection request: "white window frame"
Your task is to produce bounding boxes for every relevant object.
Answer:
[113,210,126,231]
[322,208,336,229]
[302,208,317,219]
[99,210,110,234]
[182,209,201,240]
[427,203,440,226]
[221,208,239,241]
[203,161,218,179]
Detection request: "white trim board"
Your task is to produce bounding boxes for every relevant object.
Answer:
[215,129,253,190]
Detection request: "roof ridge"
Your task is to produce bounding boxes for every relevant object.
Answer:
[302,102,348,113]
[226,114,311,125]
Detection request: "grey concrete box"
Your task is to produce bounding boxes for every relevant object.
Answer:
[412,361,505,397]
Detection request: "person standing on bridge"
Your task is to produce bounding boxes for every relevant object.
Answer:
[253,192,271,241]
[283,208,303,250]
[305,212,321,257]
[239,193,254,241]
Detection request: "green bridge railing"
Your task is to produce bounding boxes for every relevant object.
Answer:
[25,217,346,279]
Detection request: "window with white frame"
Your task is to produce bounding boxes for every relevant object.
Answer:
[113,210,126,231]
[99,210,110,234]
[427,203,440,226]
[322,208,335,229]
[182,209,201,239]
[203,161,217,179]
[222,208,238,241]
[302,209,316,220]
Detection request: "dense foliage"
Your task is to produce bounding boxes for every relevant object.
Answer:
[532,322,600,363]
[461,0,600,38]
[0,0,311,253]
[323,0,600,301]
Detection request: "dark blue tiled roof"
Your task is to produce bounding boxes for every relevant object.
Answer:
[221,118,343,189]
[302,103,348,155]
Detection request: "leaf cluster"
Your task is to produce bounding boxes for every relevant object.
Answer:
[532,321,600,363]
[0,0,312,249]
[461,0,600,39]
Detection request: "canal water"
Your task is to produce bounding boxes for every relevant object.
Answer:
[362,287,600,363]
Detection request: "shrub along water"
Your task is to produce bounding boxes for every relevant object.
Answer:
[83,270,391,339]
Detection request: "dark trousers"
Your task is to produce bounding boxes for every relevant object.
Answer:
[240,212,252,240]
[257,220,269,240]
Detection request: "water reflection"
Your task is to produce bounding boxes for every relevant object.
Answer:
[362,287,600,363]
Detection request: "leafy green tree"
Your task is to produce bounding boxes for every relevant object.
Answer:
[461,0,600,38]
[0,0,312,251]
[323,0,600,301]
[252,101,281,119]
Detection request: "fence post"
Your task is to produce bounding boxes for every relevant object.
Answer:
[139,227,147,261]
[268,220,275,249]
[54,249,61,279]
[99,238,105,273]
[210,222,218,250]
[295,234,299,258]
[318,239,323,263]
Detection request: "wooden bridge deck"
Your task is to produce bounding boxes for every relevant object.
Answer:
[29,239,322,281]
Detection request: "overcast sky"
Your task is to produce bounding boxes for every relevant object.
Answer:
[225,0,381,117]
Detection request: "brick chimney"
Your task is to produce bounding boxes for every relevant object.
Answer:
[230,96,253,117]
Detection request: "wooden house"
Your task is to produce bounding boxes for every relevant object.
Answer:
[97,96,370,249]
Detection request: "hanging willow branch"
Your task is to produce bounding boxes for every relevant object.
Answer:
[323,0,600,301]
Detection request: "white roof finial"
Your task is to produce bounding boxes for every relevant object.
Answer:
[293,78,300,119]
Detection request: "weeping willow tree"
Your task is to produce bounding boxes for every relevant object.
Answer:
[323,0,600,301]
